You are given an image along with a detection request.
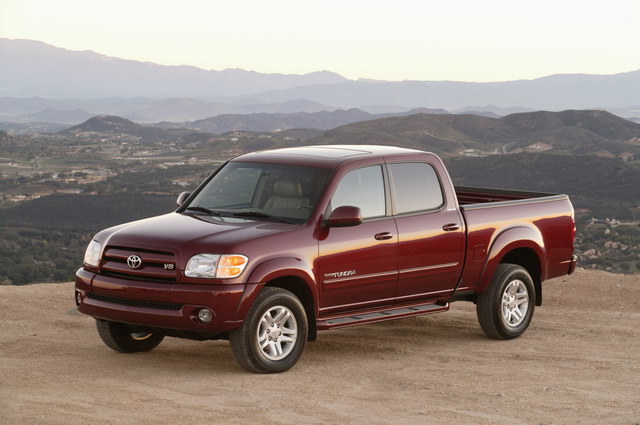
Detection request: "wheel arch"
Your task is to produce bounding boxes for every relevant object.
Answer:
[501,248,542,306]
[479,226,545,306]
[239,257,318,341]
[264,276,317,342]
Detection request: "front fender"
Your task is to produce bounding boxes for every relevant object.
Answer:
[478,225,545,294]
[233,257,318,322]
[247,257,316,286]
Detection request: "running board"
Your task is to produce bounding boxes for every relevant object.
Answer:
[316,302,449,330]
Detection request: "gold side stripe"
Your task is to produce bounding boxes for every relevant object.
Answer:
[398,262,459,274]
[323,263,459,285]
[323,270,397,285]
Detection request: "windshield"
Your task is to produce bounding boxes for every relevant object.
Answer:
[184,161,331,223]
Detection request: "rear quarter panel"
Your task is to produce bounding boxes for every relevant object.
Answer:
[458,197,575,293]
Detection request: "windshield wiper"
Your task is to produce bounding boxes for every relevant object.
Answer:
[184,206,223,216]
[232,211,293,224]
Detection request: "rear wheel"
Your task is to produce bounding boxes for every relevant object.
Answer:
[476,263,536,339]
[229,287,308,373]
[96,319,165,353]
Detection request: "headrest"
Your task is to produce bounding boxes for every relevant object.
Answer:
[274,180,302,197]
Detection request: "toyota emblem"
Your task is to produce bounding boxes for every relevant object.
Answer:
[127,255,142,269]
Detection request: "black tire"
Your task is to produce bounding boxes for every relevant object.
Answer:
[96,319,165,353]
[476,263,536,340]
[229,287,308,373]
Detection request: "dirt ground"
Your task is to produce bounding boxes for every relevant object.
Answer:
[1,269,639,425]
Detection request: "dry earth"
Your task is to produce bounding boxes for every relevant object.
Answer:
[1,269,639,425]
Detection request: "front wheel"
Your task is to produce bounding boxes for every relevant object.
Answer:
[476,263,536,339]
[229,287,308,373]
[96,319,165,353]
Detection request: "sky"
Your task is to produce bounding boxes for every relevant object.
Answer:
[1,0,639,82]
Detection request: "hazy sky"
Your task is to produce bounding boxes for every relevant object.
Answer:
[1,0,638,82]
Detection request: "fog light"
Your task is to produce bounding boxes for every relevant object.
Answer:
[197,308,213,323]
[75,291,82,306]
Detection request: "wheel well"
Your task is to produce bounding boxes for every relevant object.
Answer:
[265,276,317,341]
[501,248,542,306]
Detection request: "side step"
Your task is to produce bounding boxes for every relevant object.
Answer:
[316,301,449,330]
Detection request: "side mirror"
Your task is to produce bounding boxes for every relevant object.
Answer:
[325,206,363,228]
[176,191,191,206]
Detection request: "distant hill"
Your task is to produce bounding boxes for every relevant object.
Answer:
[310,110,640,158]
[64,115,145,134]
[22,108,94,124]
[61,115,211,142]
[130,98,338,122]
[453,105,536,117]
[185,107,448,133]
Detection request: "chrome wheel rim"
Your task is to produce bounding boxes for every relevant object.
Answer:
[256,305,298,361]
[501,279,529,328]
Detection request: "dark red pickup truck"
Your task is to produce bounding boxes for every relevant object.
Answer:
[75,145,577,373]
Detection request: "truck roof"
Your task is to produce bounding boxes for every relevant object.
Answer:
[234,145,428,168]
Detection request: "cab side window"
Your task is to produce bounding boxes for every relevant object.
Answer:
[330,165,386,219]
[389,162,444,214]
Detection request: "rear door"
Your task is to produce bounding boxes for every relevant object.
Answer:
[388,161,465,302]
[317,164,398,314]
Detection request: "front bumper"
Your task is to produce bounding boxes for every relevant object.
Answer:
[75,268,258,333]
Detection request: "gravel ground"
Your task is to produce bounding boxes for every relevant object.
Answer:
[1,269,639,425]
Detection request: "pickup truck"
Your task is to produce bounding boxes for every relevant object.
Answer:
[75,145,577,373]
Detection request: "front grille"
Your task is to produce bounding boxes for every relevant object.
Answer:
[88,292,183,311]
[101,246,178,283]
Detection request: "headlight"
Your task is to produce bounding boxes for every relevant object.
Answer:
[185,254,248,279]
[84,240,102,267]
[185,254,219,278]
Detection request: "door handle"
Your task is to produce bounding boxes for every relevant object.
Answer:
[442,223,460,232]
[374,232,394,240]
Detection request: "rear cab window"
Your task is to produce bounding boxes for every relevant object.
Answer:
[388,162,444,215]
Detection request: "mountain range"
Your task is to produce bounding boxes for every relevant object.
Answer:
[244,72,640,112]
[0,38,345,98]
[0,97,347,125]
[1,38,639,123]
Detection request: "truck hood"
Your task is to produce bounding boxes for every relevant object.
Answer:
[97,212,297,253]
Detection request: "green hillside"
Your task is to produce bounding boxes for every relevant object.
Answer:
[311,110,640,158]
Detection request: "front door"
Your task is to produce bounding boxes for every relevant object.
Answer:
[317,165,398,315]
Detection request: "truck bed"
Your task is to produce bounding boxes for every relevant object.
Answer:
[455,186,569,209]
